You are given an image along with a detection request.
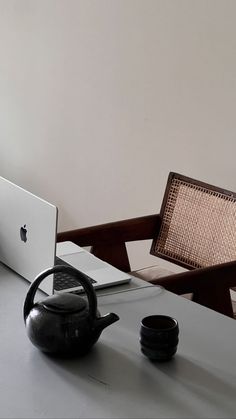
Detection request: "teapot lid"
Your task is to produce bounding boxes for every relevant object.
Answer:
[42,293,87,314]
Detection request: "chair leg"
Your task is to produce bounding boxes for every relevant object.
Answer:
[192,286,234,318]
[91,243,131,272]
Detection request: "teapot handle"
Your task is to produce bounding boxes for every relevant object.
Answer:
[23,265,98,322]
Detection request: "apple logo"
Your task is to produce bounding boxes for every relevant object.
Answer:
[20,224,27,243]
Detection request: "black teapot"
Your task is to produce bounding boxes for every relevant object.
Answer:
[23,265,119,357]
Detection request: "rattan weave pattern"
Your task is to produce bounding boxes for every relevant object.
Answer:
[153,178,236,269]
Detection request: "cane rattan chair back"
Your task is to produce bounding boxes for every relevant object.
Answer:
[151,172,236,270]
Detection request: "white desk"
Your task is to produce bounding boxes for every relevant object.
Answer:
[0,263,236,418]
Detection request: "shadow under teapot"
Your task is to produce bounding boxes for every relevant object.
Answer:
[23,265,119,357]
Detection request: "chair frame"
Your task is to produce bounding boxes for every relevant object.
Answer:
[57,173,236,319]
[57,214,161,273]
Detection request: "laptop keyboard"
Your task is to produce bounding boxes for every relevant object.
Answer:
[54,256,97,291]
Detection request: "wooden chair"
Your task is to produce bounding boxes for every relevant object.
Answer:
[57,172,236,318]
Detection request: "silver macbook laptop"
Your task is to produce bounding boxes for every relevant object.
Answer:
[0,176,131,294]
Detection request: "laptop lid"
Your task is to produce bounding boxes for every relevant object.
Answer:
[0,176,57,295]
[0,176,131,295]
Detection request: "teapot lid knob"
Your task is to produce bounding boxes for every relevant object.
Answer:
[42,294,87,314]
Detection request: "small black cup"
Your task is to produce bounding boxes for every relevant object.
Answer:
[140,315,179,361]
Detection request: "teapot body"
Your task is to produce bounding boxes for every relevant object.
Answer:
[23,265,119,357]
[25,300,102,356]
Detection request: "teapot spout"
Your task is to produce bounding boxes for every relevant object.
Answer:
[95,312,119,332]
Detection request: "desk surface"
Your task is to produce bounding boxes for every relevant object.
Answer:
[0,263,236,418]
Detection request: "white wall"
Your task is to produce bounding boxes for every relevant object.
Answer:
[0,0,236,270]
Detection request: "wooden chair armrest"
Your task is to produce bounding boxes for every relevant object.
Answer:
[151,260,236,318]
[57,214,161,246]
[57,214,161,273]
